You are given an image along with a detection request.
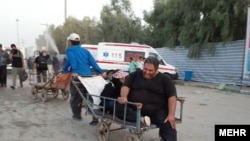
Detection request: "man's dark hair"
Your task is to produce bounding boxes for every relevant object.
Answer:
[0,44,2,47]
[144,56,159,69]
[70,40,80,45]
[11,44,16,48]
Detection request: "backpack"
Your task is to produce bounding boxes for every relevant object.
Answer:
[37,56,48,70]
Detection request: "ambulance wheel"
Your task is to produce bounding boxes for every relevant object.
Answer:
[61,89,69,100]
[41,89,47,102]
[52,89,59,98]
[124,133,140,141]
[96,122,110,141]
[31,86,38,100]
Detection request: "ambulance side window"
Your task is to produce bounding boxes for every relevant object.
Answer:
[124,51,145,62]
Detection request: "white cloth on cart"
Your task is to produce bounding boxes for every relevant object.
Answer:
[78,76,107,105]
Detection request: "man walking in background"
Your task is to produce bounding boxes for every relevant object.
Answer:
[9,44,25,89]
[33,47,51,83]
[0,44,9,87]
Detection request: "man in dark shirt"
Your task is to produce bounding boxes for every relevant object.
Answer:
[0,44,9,87]
[118,56,177,141]
[9,44,25,89]
[33,48,50,83]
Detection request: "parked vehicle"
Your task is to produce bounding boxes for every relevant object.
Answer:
[82,42,178,80]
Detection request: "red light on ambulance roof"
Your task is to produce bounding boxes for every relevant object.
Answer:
[104,43,150,48]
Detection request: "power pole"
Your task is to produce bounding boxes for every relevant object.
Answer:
[16,19,20,46]
[65,0,67,22]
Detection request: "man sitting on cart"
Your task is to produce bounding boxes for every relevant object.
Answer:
[99,69,129,114]
[117,56,177,141]
[63,33,106,125]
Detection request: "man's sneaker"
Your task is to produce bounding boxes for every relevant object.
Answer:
[141,116,151,127]
[10,86,15,89]
[72,116,82,121]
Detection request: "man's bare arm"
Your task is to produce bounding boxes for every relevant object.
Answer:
[118,86,130,104]
[168,96,177,117]
[164,96,177,129]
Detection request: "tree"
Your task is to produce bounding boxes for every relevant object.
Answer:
[99,0,144,43]
[36,0,150,52]
[36,16,102,54]
[145,0,248,58]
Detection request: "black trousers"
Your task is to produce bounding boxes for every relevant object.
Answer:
[0,65,7,86]
[116,104,177,141]
[70,81,94,118]
[70,81,86,118]
[37,70,47,83]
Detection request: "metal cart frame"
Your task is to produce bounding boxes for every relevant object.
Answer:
[72,80,185,141]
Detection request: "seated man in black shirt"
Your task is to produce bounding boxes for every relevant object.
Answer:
[117,56,177,141]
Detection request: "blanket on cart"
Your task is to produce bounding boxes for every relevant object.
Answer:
[78,76,107,105]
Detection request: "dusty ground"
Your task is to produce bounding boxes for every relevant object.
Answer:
[0,75,250,141]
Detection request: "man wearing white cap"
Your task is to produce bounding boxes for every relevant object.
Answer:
[63,33,106,125]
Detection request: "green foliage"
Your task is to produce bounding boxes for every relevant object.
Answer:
[35,0,248,58]
[36,0,145,54]
[99,0,144,43]
[145,0,248,58]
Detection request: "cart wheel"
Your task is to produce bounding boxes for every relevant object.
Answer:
[52,89,59,98]
[41,89,47,102]
[61,89,69,100]
[124,133,140,141]
[96,122,110,141]
[31,86,38,100]
[106,120,112,128]
[128,129,142,139]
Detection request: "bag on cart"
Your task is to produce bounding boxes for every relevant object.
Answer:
[50,72,71,91]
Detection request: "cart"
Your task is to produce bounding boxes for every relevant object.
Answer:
[72,78,185,141]
[29,71,70,102]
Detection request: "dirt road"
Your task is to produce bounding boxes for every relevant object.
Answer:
[0,76,250,141]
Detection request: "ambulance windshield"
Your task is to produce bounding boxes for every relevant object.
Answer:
[149,52,166,65]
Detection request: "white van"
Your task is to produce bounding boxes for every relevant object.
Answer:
[82,42,178,80]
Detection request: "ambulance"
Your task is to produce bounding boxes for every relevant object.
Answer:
[82,42,178,80]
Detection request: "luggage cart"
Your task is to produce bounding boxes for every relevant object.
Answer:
[72,79,185,141]
[29,71,70,102]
